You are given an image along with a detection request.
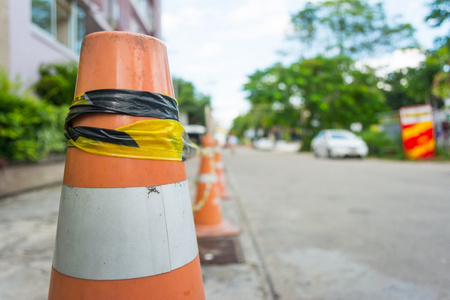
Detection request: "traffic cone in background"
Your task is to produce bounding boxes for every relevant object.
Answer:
[194,135,239,238]
[214,140,233,199]
[48,32,204,300]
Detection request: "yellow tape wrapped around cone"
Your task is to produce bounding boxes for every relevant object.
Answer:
[67,119,188,161]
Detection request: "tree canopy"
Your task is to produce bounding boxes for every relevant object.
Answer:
[229,0,449,155]
[173,77,210,125]
[383,46,449,110]
[239,56,388,149]
[290,0,417,58]
[383,0,450,110]
[425,0,450,27]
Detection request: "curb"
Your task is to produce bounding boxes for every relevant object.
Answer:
[0,161,65,200]
[0,180,63,200]
[225,165,278,300]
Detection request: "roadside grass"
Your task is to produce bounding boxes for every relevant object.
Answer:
[366,146,450,162]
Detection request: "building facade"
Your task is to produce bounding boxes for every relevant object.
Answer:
[0,0,161,86]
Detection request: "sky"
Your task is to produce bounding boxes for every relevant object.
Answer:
[161,0,449,129]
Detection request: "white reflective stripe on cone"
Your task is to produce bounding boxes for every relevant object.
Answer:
[53,180,198,280]
[198,173,218,183]
[201,148,213,155]
[215,162,224,169]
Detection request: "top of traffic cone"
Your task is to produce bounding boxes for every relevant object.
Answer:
[64,31,185,188]
[75,31,173,96]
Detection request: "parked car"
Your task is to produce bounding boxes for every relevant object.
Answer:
[253,138,274,151]
[311,129,368,158]
[273,140,301,152]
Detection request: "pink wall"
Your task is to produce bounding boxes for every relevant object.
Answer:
[7,0,161,87]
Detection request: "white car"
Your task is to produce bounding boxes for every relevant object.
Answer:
[273,140,301,152]
[253,138,274,151]
[311,129,368,158]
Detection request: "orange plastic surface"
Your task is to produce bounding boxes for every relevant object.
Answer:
[74,32,173,96]
[194,135,239,237]
[50,32,204,299]
[62,32,185,187]
[48,255,205,300]
[64,114,186,187]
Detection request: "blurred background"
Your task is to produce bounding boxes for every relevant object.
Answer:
[0,0,449,161]
[1,1,450,300]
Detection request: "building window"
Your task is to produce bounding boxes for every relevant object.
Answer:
[136,0,147,14]
[31,0,86,54]
[106,0,120,29]
[56,0,71,46]
[32,0,53,34]
[131,0,154,31]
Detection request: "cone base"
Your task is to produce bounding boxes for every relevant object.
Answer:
[195,219,240,238]
[48,255,205,300]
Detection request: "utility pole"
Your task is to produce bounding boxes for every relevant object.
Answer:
[205,105,214,136]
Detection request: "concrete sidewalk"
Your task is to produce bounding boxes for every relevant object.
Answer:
[0,155,271,299]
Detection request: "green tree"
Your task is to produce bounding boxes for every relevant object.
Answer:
[384,45,449,109]
[425,0,450,99]
[425,0,450,27]
[243,63,301,131]
[383,68,424,110]
[430,45,450,100]
[291,0,417,58]
[240,56,388,150]
[385,0,450,110]
[231,114,253,138]
[173,78,211,125]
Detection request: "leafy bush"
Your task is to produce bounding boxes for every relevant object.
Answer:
[34,62,78,106]
[435,146,450,160]
[0,70,68,162]
[359,130,404,158]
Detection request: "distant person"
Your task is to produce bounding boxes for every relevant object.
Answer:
[227,133,238,155]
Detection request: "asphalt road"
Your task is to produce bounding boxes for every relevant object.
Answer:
[224,147,450,300]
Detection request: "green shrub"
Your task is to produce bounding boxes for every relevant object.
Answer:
[34,62,78,106]
[0,70,68,162]
[435,146,450,160]
[359,130,404,158]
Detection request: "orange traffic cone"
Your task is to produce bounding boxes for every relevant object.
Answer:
[193,135,239,238]
[48,32,205,300]
[214,140,233,199]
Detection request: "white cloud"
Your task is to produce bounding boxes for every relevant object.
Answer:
[213,109,242,129]
[197,42,222,57]
[179,6,207,23]
[234,15,291,41]
[229,0,282,22]
[161,13,179,34]
[225,0,292,41]
[358,48,426,76]
[163,6,210,35]
[212,94,250,128]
